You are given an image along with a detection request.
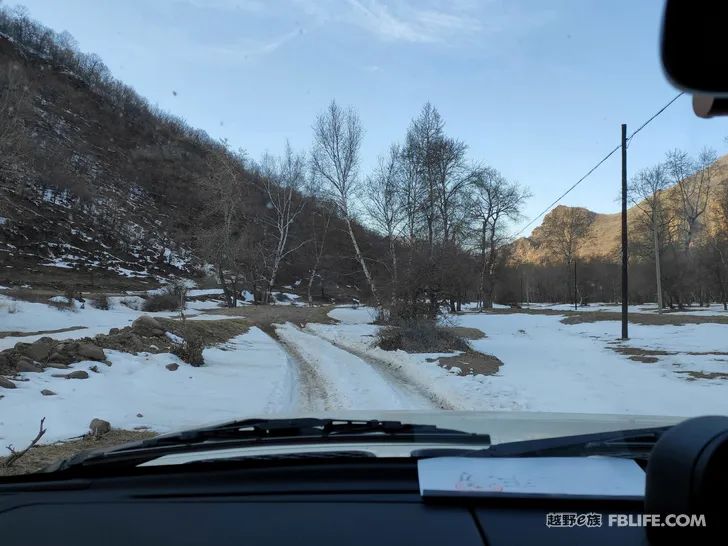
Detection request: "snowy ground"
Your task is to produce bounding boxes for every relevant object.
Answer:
[2,294,728,449]
[523,302,728,316]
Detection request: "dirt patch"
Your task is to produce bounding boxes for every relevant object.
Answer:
[475,307,728,326]
[0,326,86,339]
[157,317,250,345]
[205,305,337,338]
[676,371,728,381]
[432,351,503,376]
[443,326,486,340]
[0,429,156,477]
[610,346,673,363]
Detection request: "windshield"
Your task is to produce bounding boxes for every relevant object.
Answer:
[0,0,725,475]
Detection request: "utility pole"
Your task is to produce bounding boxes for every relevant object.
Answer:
[621,124,629,339]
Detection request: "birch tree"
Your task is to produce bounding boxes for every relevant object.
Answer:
[311,100,382,307]
[629,163,671,311]
[366,144,404,307]
[257,142,307,303]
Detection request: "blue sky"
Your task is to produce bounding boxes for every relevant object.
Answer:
[9,0,728,235]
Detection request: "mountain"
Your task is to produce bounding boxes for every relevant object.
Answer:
[0,20,380,295]
[510,154,728,266]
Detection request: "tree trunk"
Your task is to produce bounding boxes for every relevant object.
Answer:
[653,226,663,312]
[389,236,398,309]
[345,216,381,308]
[217,263,233,308]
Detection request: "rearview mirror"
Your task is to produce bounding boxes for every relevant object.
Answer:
[661,0,728,96]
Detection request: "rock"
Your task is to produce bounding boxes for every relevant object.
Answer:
[89,418,111,437]
[16,358,42,373]
[23,338,54,362]
[136,413,143,418]
[165,363,179,371]
[133,426,150,431]
[41,389,56,396]
[77,343,106,361]
[0,377,16,389]
[0,352,9,367]
[132,315,165,337]
[52,370,89,380]
[109,327,120,335]
[48,352,67,364]
[89,365,99,373]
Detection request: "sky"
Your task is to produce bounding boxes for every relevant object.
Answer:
[7,0,728,235]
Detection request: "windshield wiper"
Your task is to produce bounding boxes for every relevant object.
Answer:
[465,425,670,460]
[47,418,491,473]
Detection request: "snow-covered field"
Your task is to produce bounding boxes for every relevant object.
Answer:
[524,302,728,316]
[2,295,728,450]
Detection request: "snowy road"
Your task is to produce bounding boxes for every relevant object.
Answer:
[275,323,438,411]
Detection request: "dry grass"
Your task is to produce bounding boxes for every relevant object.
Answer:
[433,351,503,376]
[676,371,728,381]
[157,317,250,345]
[479,307,728,326]
[0,429,156,477]
[443,326,486,340]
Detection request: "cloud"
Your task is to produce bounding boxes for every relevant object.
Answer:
[343,0,480,43]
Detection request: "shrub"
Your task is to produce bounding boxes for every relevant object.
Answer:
[376,318,471,353]
[48,297,74,312]
[92,294,110,310]
[172,335,205,366]
[143,291,180,312]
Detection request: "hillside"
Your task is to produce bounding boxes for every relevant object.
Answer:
[0,23,379,296]
[511,154,728,266]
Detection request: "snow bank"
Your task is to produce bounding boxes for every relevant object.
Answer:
[327,306,377,324]
[0,328,295,448]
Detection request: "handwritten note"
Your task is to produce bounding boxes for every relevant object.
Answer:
[418,456,645,498]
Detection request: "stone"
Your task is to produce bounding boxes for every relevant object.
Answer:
[109,327,120,335]
[45,362,69,369]
[136,413,143,418]
[23,338,54,362]
[41,389,56,396]
[89,418,111,437]
[131,315,165,337]
[52,370,89,380]
[16,359,42,373]
[165,363,179,371]
[76,343,106,361]
[0,376,16,389]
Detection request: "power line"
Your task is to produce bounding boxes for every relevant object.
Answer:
[513,92,685,237]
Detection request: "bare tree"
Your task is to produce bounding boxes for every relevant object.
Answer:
[366,144,404,307]
[311,100,381,307]
[472,167,529,308]
[539,206,593,302]
[666,148,718,251]
[198,144,248,307]
[257,142,307,303]
[629,163,671,311]
[306,205,333,306]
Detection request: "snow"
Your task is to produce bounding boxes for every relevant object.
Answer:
[522,302,728,316]
[328,306,377,324]
[455,313,728,416]
[0,295,178,345]
[187,288,224,297]
[0,328,295,448]
[276,324,433,410]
